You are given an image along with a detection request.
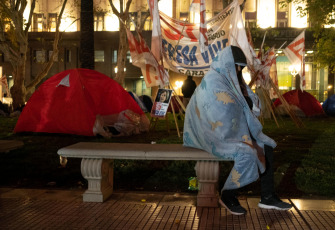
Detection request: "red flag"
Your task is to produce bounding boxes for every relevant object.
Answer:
[246,26,254,49]
[270,58,279,97]
[148,0,163,63]
[126,29,169,87]
[189,0,208,52]
[284,31,305,90]
[257,47,276,86]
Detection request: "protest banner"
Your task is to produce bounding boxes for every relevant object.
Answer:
[159,0,251,77]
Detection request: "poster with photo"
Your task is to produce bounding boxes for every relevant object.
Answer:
[150,89,173,118]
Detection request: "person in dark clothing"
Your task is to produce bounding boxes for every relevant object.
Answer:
[182,75,197,108]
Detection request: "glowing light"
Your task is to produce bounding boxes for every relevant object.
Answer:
[174,81,183,95]
[279,86,289,90]
[306,50,313,54]
[257,0,275,28]
[140,76,144,79]
[115,67,126,73]
[195,13,200,24]
[175,81,183,89]
[190,11,200,24]
[23,1,31,29]
[59,16,77,32]
[237,21,243,29]
[105,14,120,31]
[291,2,308,28]
[242,70,251,84]
[328,85,333,89]
[159,0,172,17]
[289,64,301,77]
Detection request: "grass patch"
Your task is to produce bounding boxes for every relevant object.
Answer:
[1,115,335,198]
[295,126,335,196]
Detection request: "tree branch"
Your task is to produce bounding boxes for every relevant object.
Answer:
[108,0,121,18]
[24,0,36,35]
[26,0,68,93]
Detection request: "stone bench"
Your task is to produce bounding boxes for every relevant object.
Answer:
[58,142,224,207]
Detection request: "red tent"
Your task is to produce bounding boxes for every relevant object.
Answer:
[273,89,324,117]
[14,69,147,136]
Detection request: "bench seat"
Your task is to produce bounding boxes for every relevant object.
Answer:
[58,142,224,207]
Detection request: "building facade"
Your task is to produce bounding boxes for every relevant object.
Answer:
[0,0,333,102]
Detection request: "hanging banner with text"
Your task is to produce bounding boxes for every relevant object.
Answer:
[159,0,249,77]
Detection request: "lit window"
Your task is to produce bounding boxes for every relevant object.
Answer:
[94,13,104,31]
[127,51,132,63]
[257,0,275,28]
[113,50,117,64]
[34,50,45,63]
[180,12,189,22]
[33,13,44,32]
[129,12,137,31]
[142,12,152,31]
[49,13,57,32]
[94,50,104,62]
[277,2,288,28]
[245,12,257,28]
[48,50,58,62]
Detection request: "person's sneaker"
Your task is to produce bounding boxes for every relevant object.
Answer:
[258,194,292,210]
[219,191,247,215]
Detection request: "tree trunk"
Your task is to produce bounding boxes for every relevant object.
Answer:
[11,39,28,110]
[11,66,26,110]
[115,24,128,86]
[80,0,94,69]
[2,0,67,110]
[109,0,132,86]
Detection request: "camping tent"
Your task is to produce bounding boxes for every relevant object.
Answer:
[273,89,324,117]
[322,95,335,116]
[139,95,153,112]
[14,68,150,136]
[128,91,148,112]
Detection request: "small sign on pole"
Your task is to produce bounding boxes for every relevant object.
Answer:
[150,89,173,118]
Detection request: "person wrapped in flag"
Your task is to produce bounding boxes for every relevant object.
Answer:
[183,45,292,215]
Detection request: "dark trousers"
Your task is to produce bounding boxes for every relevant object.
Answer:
[260,145,275,197]
[223,144,275,198]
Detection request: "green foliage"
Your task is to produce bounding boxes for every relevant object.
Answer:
[315,29,335,71]
[295,125,335,196]
[282,0,334,30]
[281,0,335,70]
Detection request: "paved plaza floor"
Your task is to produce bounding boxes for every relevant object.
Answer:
[0,187,334,229]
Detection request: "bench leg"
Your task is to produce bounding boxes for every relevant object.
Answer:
[81,158,114,202]
[195,161,219,207]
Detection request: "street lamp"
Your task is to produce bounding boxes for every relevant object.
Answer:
[175,81,183,95]
[289,64,301,89]
[114,67,126,73]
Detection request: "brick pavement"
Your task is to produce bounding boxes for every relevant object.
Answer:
[0,188,334,229]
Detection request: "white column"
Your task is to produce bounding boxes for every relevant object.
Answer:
[195,161,220,207]
[80,158,114,202]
